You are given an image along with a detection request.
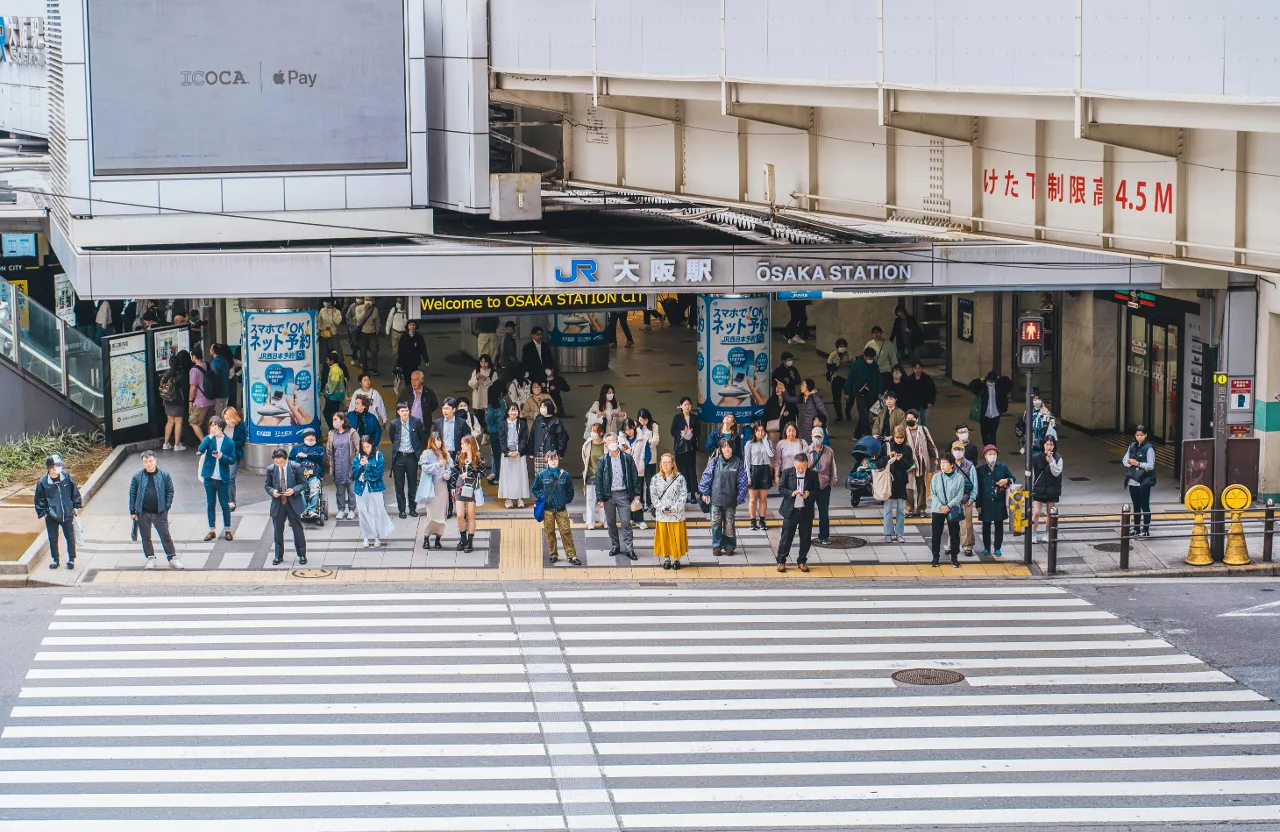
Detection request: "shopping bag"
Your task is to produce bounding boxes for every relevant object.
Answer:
[533,495,546,522]
[73,516,86,547]
[871,468,893,502]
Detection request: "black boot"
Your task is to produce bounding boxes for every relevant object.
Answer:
[456,534,467,551]
[463,532,474,553]
[930,554,940,567]
[433,535,443,549]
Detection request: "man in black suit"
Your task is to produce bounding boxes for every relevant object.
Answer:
[522,326,570,418]
[775,452,816,573]
[498,320,522,380]
[264,448,308,566]
[433,397,472,519]
[387,401,428,519]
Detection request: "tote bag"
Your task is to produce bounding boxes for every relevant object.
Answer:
[871,467,893,502]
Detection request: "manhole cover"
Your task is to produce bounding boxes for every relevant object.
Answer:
[818,535,868,548]
[1093,542,1124,553]
[291,569,337,579]
[892,668,966,686]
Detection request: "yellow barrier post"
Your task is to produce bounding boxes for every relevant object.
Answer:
[1184,485,1213,566]
[1222,484,1253,566]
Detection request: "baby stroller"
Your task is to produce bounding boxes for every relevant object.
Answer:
[297,459,328,525]
[846,435,882,507]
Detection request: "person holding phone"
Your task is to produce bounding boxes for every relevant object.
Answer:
[265,447,308,565]
[352,436,395,548]
[775,452,815,572]
[197,416,236,542]
[454,435,487,553]
[670,398,700,504]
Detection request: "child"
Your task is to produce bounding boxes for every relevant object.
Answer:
[289,428,327,519]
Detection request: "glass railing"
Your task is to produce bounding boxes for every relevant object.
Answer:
[0,279,105,420]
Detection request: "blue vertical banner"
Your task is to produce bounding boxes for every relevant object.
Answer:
[697,294,771,424]
[243,310,320,445]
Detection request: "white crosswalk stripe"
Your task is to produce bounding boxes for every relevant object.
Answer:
[2,587,1279,829]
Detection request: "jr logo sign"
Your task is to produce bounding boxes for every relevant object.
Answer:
[555,259,597,284]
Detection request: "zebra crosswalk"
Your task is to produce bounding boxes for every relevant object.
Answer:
[1,587,1279,829]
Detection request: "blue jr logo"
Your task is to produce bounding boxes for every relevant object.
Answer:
[555,259,597,284]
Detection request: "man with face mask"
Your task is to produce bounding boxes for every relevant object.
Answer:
[354,297,381,375]
[772,352,802,393]
[699,438,750,556]
[954,423,979,465]
[843,347,885,439]
[532,450,580,566]
[808,427,837,545]
[968,371,1014,448]
[975,445,1016,557]
[950,440,979,557]
[317,299,345,360]
[35,454,82,570]
[596,433,643,560]
[825,338,852,422]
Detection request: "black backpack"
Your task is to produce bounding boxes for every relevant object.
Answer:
[198,363,223,400]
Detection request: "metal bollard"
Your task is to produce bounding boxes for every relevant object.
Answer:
[1023,491,1033,566]
[1047,507,1059,575]
[1265,499,1275,564]
[1119,504,1131,571]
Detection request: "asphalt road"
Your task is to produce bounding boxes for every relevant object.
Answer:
[0,578,1276,831]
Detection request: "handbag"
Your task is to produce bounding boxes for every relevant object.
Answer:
[869,397,885,418]
[872,467,893,502]
[969,394,982,422]
[765,418,780,433]
[533,495,546,522]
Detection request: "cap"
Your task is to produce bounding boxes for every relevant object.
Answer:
[504,320,517,328]
[299,428,317,439]
[45,454,62,468]
[982,444,999,454]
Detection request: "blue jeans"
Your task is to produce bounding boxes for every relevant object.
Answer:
[882,498,906,538]
[204,478,231,529]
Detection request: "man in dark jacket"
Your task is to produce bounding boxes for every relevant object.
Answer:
[264,448,308,566]
[899,361,938,426]
[434,397,473,518]
[395,320,430,377]
[595,433,643,560]
[844,348,884,439]
[776,452,816,572]
[388,401,428,518]
[969,371,1014,448]
[128,450,179,568]
[532,450,580,565]
[498,320,522,380]
[522,327,571,418]
[772,352,802,392]
[34,454,82,570]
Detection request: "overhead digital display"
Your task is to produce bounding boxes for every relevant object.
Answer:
[86,0,408,175]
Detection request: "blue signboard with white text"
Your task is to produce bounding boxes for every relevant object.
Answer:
[242,310,320,445]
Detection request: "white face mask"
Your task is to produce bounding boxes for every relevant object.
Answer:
[539,406,549,417]
[985,454,998,464]
[1033,400,1042,410]
[332,419,342,429]
[606,393,615,401]
[607,443,619,453]
[952,449,964,460]
[811,435,824,444]
[53,465,64,476]
[957,431,969,441]
[785,360,793,368]
[837,346,847,354]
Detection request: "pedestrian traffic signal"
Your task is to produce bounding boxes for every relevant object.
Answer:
[1018,316,1044,367]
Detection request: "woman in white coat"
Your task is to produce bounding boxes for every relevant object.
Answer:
[416,433,451,550]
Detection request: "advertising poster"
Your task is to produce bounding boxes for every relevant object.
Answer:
[243,310,319,444]
[550,311,608,347]
[697,295,770,423]
[153,325,190,369]
[53,273,76,326]
[108,333,149,431]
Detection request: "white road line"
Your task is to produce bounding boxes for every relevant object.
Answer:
[41,633,521,646]
[541,588,1069,598]
[569,655,1202,673]
[8,703,542,718]
[0,765,555,784]
[620,807,1280,828]
[19,682,533,698]
[610,780,1280,802]
[587,710,1280,733]
[0,744,550,761]
[26,664,531,680]
[544,600,1090,612]
[554,625,1147,640]
[60,592,509,604]
[600,754,1280,777]
[574,674,1237,693]
[2,722,544,739]
[563,639,1172,656]
[35,647,528,662]
[579,690,1268,712]
[56,604,513,617]
[593,732,1280,754]
[48,617,517,631]
[967,671,1233,686]
[0,791,561,809]
[552,612,1116,625]
[0,820,566,832]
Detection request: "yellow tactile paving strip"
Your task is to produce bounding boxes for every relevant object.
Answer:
[93,518,1032,584]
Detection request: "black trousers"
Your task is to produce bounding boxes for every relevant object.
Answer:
[392,451,418,513]
[136,510,176,559]
[783,302,809,338]
[979,415,1001,448]
[982,518,1005,552]
[272,504,307,559]
[931,512,960,561]
[830,377,846,421]
[607,312,634,345]
[45,517,75,563]
[675,450,698,502]
[814,486,831,541]
[854,394,874,439]
[777,509,814,564]
[1129,484,1153,533]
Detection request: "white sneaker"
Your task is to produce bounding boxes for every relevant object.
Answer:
[372,538,381,547]
[638,521,648,529]
[505,500,513,508]
[174,444,187,451]
[143,557,157,569]
[517,499,526,508]
[161,443,172,451]
[346,509,355,520]
[362,537,370,547]
[792,336,807,344]
[169,558,184,570]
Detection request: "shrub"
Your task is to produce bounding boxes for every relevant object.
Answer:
[0,428,104,486]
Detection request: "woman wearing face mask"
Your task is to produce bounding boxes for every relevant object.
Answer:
[326,412,359,520]
[498,402,531,508]
[902,408,940,518]
[634,409,660,496]
[531,399,568,478]
[825,338,852,423]
[1016,392,1058,455]
[744,421,775,531]
[877,423,915,543]
[417,432,451,549]
[670,398,700,505]
[764,379,798,445]
[1030,435,1064,544]
[581,422,607,529]
[884,363,907,403]
[585,384,627,439]
[975,445,1016,557]
[651,452,689,570]
[950,440,979,557]
[706,413,743,458]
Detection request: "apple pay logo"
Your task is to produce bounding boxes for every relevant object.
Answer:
[273,69,318,88]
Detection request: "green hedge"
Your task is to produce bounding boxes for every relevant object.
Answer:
[0,428,104,487]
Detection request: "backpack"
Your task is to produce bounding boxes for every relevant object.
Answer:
[158,371,182,403]
[197,363,222,400]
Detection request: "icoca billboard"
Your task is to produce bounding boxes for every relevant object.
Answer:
[86,0,408,176]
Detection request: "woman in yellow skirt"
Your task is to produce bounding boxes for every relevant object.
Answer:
[650,452,689,570]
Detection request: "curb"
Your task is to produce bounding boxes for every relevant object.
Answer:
[5,439,163,577]
[1076,563,1280,579]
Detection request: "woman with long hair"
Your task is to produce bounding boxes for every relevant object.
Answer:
[417,432,451,549]
[454,435,486,552]
[585,383,627,439]
[670,397,699,504]
[221,406,247,511]
[326,411,359,520]
[650,452,688,570]
[743,420,775,530]
[161,351,191,451]
[352,434,395,547]
[498,402,531,508]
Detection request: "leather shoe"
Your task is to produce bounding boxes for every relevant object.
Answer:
[409,508,418,517]
[398,511,407,519]
[624,551,638,561]
[777,563,786,572]
[798,563,809,572]
[298,555,307,565]
[271,557,283,566]
[204,531,217,542]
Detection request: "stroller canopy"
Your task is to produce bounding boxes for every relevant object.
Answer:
[852,435,882,460]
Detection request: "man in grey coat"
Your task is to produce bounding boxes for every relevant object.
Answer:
[594,433,643,560]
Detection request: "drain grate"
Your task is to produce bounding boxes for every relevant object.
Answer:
[893,668,965,686]
[1093,542,1124,552]
[818,535,868,548]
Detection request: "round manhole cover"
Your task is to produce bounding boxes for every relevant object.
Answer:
[291,568,337,579]
[892,668,966,686]
[1093,542,1124,553]
[818,535,868,549]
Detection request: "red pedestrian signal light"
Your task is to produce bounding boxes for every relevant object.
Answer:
[1020,317,1043,345]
